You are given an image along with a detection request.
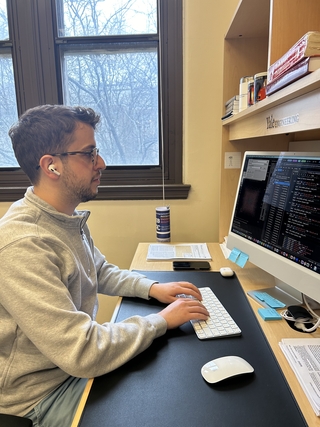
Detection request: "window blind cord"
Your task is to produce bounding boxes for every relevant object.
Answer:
[158,0,165,203]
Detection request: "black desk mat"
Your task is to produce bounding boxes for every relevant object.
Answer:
[79,271,307,427]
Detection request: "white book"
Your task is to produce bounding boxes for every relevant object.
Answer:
[239,76,253,112]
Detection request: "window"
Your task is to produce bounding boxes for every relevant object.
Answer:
[0,0,18,168]
[58,0,159,167]
[0,0,189,202]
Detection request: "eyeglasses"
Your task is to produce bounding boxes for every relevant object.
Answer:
[36,147,100,169]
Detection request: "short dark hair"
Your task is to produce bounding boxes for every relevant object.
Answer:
[8,104,100,184]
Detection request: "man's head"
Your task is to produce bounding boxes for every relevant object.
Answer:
[8,104,101,185]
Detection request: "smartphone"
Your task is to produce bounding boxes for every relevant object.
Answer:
[173,261,211,271]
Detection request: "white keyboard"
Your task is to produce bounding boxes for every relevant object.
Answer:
[190,287,241,340]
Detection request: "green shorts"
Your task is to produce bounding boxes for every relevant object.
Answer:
[24,376,88,427]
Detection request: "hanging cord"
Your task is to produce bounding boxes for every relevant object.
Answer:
[158,0,165,203]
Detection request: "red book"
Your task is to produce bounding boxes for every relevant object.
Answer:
[267,31,320,83]
[266,56,320,96]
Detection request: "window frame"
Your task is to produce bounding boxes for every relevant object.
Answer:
[0,0,189,202]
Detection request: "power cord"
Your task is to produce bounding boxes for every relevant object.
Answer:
[280,296,320,333]
[294,318,320,333]
[280,309,312,323]
[303,293,320,319]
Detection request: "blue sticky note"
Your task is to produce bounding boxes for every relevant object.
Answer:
[236,252,249,268]
[228,248,241,263]
[258,307,282,321]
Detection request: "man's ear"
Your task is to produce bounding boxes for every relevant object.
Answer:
[38,155,61,179]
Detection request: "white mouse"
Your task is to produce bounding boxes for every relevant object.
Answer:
[201,356,254,383]
[220,267,234,277]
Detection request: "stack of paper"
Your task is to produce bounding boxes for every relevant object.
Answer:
[147,243,211,261]
[279,338,320,416]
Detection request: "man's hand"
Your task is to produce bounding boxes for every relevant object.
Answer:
[149,281,202,304]
[158,298,209,329]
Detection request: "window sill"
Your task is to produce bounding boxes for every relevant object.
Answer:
[0,184,191,202]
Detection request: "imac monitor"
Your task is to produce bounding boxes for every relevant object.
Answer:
[227,151,320,306]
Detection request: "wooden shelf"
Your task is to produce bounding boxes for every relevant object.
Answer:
[219,0,320,242]
[222,69,320,140]
[226,0,269,39]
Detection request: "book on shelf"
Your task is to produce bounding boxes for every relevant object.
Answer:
[225,101,239,114]
[221,110,238,120]
[267,31,320,83]
[224,108,239,116]
[239,76,253,112]
[224,94,239,107]
[223,96,239,119]
[266,56,320,96]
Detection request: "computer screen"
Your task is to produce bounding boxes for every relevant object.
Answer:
[227,151,320,305]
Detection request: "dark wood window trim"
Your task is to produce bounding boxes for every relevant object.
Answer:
[0,0,190,202]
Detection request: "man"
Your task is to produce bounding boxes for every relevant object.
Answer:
[0,105,208,426]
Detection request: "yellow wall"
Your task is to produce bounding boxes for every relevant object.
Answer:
[0,0,239,320]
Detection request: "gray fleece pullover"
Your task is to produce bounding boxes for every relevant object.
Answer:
[0,187,167,416]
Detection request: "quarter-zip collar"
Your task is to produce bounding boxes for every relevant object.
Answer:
[24,186,91,234]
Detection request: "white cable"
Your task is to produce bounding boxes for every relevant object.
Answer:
[295,317,320,333]
[302,293,320,320]
[280,309,312,324]
[281,295,320,333]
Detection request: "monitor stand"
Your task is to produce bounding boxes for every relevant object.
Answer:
[248,278,302,308]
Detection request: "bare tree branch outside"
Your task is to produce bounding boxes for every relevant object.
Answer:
[0,0,159,167]
[59,0,159,166]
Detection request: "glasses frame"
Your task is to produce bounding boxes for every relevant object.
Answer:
[36,147,100,170]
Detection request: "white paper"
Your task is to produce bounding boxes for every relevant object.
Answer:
[224,152,241,169]
[147,243,211,261]
[279,338,320,416]
[219,239,231,259]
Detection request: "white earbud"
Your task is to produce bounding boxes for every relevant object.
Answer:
[48,165,60,176]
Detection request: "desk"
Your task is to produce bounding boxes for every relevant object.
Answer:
[74,243,320,427]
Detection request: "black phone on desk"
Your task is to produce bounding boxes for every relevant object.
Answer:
[173,261,211,271]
